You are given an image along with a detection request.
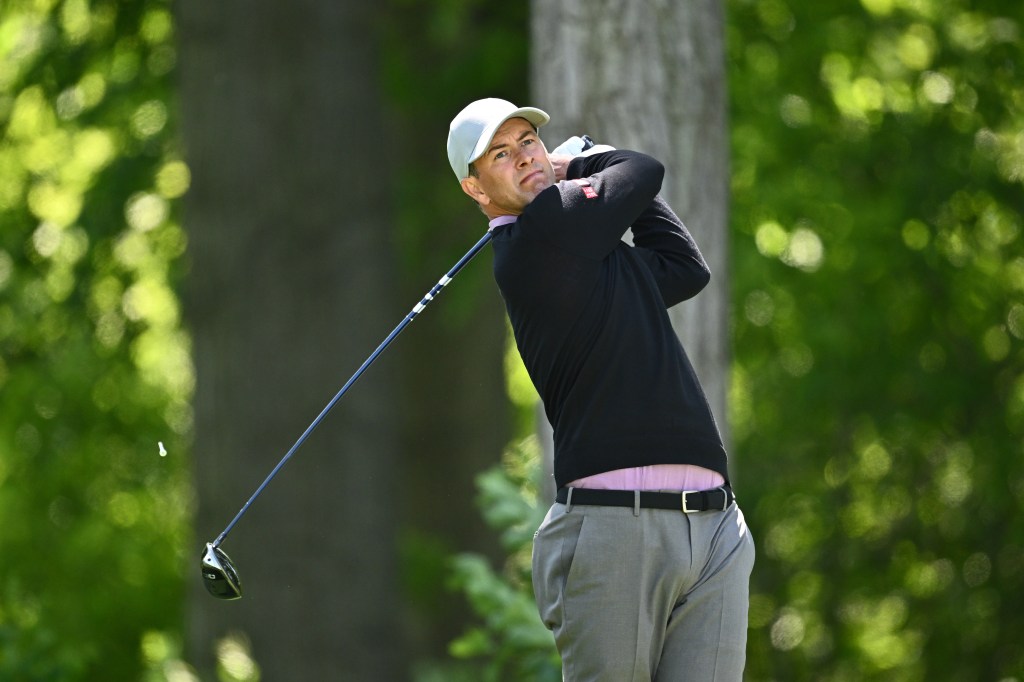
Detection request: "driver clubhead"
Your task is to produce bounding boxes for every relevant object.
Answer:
[201,542,242,600]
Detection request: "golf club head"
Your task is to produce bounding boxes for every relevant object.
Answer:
[201,542,242,600]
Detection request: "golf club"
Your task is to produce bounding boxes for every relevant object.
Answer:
[201,228,496,600]
[201,542,242,599]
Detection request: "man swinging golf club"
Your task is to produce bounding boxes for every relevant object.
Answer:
[448,98,755,681]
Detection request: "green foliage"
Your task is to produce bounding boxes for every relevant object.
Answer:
[139,630,261,682]
[0,0,189,678]
[727,0,1024,678]
[446,437,560,682]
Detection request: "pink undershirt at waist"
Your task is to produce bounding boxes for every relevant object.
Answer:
[568,464,725,492]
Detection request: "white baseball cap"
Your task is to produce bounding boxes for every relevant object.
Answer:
[447,98,550,180]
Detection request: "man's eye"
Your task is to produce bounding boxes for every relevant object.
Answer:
[494,150,507,160]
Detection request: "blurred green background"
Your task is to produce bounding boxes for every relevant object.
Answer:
[1,0,1022,679]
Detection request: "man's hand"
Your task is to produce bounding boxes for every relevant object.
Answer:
[549,135,615,181]
[550,154,574,182]
[549,136,588,181]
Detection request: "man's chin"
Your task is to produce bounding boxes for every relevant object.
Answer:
[523,176,555,198]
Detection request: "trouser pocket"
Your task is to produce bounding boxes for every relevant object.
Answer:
[532,504,586,631]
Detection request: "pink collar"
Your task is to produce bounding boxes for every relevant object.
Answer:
[488,215,518,232]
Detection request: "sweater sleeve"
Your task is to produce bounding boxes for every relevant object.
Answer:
[519,150,664,260]
[630,196,711,307]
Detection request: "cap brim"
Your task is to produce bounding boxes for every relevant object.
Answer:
[468,107,550,167]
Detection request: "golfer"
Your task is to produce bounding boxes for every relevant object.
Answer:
[447,98,755,681]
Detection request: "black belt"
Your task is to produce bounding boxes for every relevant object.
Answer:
[555,485,734,513]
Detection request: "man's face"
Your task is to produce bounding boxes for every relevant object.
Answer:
[460,117,556,218]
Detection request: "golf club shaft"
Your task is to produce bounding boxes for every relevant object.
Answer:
[212,229,496,548]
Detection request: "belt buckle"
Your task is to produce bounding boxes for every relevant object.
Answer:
[681,487,729,513]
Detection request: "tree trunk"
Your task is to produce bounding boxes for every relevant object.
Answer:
[531,0,731,493]
[176,2,406,679]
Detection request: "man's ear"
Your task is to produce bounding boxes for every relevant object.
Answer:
[460,177,490,207]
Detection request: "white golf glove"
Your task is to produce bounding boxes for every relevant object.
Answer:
[551,135,616,158]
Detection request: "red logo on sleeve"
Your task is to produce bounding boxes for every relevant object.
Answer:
[571,178,599,199]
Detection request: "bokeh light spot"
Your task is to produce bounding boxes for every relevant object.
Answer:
[780,94,811,127]
[140,9,173,44]
[901,219,930,250]
[780,343,814,376]
[31,221,62,258]
[860,0,893,16]
[79,72,107,108]
[125,192,168,232]
[982,326,1010,361]
[897,25,936,71]
[1007,304,1024,339]
[963,552,992,587]
[27,181,82,227]
[859,442,892,479]
[216,633,260,681]
[771,609,806,651]
[108,491,140,527]
[938,464,972,507]
[744,290,775,326]
[782,227,824,271]
[921,71,954,105]
[156,161,191,198]
[755,221,788,258]
[131,100,168,139]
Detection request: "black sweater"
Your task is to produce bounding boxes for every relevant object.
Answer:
[490,149,728,489]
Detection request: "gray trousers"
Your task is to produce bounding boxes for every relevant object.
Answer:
[532,495,755,681]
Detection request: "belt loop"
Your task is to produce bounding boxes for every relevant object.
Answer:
[565,487,575,513]
[633,490,640,517]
